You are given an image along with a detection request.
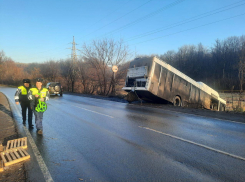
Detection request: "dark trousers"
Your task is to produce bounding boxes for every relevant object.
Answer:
[20,102,33,126]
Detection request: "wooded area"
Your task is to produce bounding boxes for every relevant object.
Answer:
[159,35,245,91]
[0,35,245,95]
[0,39,130,96]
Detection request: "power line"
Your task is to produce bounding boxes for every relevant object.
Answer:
[22,0,185,60]
[97,0,186,38]
[25,1,138,58]
[129,13,245,46]
[83,0,153,37]
[86,0,132,29]
[20,0,244,62]
[125,1,245,42]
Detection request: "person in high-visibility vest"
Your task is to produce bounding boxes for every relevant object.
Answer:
[15,79,33,128]
[28,78,50,135]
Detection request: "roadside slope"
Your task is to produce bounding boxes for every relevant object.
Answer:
[0,92,26,182]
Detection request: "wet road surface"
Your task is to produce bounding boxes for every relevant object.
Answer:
[1,87,245,182]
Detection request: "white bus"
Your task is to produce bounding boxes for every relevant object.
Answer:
[123,56,226,111]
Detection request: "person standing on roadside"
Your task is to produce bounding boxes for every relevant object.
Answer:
[15,79,34,128]
[28,78,49,135]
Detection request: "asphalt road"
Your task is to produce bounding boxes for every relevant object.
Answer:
[1,87,245,182]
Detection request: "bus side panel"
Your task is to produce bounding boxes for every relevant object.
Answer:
[157,66,168,98]
[200,90,211,109]
[183,82,192,106]
[171,75,191,106]
[189,85,199,107]
[189,84,195,102]
[195,88,200,103]
[183,83,191,106]
[162,70,174,103]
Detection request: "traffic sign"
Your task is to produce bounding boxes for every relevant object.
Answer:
[112,65,118,73]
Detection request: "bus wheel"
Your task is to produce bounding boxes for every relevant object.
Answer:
[173,96,182,107]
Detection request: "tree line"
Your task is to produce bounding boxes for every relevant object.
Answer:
[1,35,245,95]
[159,35,245,91]
[0,39,130,96]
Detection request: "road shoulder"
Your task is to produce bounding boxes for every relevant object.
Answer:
[0,92,26,181]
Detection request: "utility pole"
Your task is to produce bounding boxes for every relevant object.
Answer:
[68,36,79,92]
[71,36,78,64]
[111,65,118,96]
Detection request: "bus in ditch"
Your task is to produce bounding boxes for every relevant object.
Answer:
[122,56,226,111]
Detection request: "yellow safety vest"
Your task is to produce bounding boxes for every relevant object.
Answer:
[30,88,49,98]
[18,86,28,95]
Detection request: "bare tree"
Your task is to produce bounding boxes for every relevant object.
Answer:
[69,59,78,93]
[40,60,59,81]
[114,61,130,93]
[30,68,42,80]
[59,59,72,91]
[82,38,130,96]
[77,60,97,94]
[0,50,5,64]
[159,50,176,64]
[0,51,5,84]
[239,41,245,91]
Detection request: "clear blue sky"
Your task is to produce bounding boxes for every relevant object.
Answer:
[0,0,245,63]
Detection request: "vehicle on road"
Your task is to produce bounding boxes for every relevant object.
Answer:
[46,82,63,96]
[123,56,226,111]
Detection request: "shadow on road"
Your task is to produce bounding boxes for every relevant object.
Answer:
[0,103,13,118]
[2,134,19,146]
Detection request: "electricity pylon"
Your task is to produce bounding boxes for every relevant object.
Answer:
[67,36,80,92]
[71,36,78,63]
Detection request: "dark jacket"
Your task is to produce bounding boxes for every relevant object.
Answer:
[14,85,31,103]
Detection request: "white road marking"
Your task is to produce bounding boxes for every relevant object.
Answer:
[51,99,114,118]
[71,104,114,118]
[140,126,245,161]
[7,96,54,182]
[164,109,245,125]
